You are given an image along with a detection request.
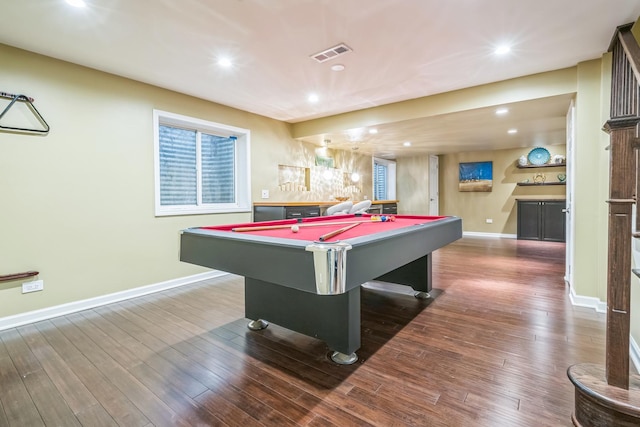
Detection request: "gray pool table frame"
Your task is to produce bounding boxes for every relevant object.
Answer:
[180,216,462,363]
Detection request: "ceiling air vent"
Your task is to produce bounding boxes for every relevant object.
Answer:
[310,43,352,63]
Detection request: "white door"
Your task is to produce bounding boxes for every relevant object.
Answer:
[429,155,439,215]
[565,100,576,286]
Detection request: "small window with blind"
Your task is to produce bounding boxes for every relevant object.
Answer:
[373,157,396,201]
[153,110,251,216]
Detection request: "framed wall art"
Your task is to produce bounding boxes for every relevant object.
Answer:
[458,161,493,192]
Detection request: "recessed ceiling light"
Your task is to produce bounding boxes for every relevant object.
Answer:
[507,129,518,134]
[369,128,378,134]
[495,107,509,115]
[66,0,86,7]
[217,57,232,68]
[495,45,511,55]
[331,64,345,71]
[347,128,365,142]
[403,141,412,147]
[308,93,319,103]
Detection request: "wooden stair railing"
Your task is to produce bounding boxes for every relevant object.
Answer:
[567,22,640,426]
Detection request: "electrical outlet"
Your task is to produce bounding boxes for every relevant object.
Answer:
[22,280,44,294]
[485,218,493,224]
[261,189,269,199]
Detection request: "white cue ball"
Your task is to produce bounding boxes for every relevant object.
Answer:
[291,224,300,233]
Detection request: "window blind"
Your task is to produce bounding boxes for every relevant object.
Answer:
[159,126,197,206]
[374,162,388,200]
[201,134,235,203]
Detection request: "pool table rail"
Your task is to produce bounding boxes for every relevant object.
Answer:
[179,214,462,363]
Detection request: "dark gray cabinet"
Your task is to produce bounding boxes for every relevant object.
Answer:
[253,205,320,222]
[366,202,397,214]
[382,203,398,214]
[517,199,565,242]
[283,206,321,219]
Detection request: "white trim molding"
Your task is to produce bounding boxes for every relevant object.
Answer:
[568,285,607,313]
[0,271,227,332]
[463,231,517,239]
[631,335,640,374]
[568,287,640,372]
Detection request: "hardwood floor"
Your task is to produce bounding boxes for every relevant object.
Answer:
[0,237,607,426]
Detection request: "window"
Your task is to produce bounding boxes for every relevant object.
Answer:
[153,110,251,216]
[373,157,396,200]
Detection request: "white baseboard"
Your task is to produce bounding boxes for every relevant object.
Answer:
[631,336,640,374]
[463,231,517,239]
[0,270,227,332]
[568,286,607,313]
[568,286,640,373]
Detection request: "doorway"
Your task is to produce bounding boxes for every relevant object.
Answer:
[429,155,439,215]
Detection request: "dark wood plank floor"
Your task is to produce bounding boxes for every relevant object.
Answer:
[0,237,607,426]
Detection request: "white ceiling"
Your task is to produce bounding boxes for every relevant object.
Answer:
[2,0,639,157]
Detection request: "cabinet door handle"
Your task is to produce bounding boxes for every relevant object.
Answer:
[562,209,569,213]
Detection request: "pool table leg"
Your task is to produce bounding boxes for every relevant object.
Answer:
[374,253,433,299]
[247,319,269,330]
[245,278,361,364]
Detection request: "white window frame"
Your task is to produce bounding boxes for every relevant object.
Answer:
[153,109,251,216]
[372,157,396,200]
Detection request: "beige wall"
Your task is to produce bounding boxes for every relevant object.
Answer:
[0,45,285,317]
[440,146,566,234]
[0,39,624,349]
[572,59,611,302]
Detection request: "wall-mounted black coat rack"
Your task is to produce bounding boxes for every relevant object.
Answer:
[0,91,50,135]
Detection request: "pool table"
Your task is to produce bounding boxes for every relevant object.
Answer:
[180,213,462,364]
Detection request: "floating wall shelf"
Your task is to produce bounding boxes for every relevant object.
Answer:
[517,162,566,169]
[517,182,566,186]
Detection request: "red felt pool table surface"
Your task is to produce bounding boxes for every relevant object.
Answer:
[201,214,448,242]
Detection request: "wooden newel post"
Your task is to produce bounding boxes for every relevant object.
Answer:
[603,119,638,390]
[603,23,640,389]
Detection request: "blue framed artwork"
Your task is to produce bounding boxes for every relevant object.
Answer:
[459,161,493,192]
